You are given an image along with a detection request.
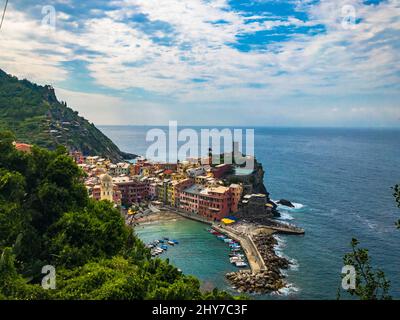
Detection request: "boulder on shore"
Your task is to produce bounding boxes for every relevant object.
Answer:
[277,199,295,208]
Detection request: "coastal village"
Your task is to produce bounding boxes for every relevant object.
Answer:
[14,140,304,294]
[71,143,279,223]
[70,143,304,294]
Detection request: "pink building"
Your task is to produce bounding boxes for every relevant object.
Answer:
[148,183,158,200]
[113,177,149,205]
[70,151,84,164]
[180,185,232,221]
[229,184,242,213]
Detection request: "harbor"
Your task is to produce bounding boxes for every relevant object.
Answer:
[135,218,239,292]
[146,238,180,257]
[133,207,298,294]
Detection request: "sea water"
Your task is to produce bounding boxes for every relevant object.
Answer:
[100,126,400,299]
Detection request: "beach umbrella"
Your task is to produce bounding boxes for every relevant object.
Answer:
[221,218,235,225]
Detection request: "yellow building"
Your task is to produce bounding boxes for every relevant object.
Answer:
[100,174,114,203]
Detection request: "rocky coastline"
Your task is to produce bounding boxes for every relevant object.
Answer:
[226,233,290,294]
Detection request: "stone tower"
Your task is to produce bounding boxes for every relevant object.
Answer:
[100,174,114,202]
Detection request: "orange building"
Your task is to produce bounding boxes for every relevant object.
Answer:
[13,142,32,153]
[180,184,233,221]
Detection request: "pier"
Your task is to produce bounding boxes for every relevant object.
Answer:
[262,220,305,235]
[212,224,266,273]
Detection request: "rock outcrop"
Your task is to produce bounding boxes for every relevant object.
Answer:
[277,199,295,208]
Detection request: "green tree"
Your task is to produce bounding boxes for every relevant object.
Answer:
[339,238,391,300]
[48,201,130,268]
[0,247,49,300]
[0,132,235,300]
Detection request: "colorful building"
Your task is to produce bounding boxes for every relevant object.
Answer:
[229,184,243,213]
[170,178,193,207]
[179,184,233,221]
[13,142,33,153]
[91,174,121,206]
[70,151,84,163]
[113,176,149,205]
[157,179,170,204]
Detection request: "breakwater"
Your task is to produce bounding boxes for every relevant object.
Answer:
[138,207,300,295]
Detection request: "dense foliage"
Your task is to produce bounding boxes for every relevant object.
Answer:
[0,69,134,161]
[0,131,233,300]
[339,238,391,300]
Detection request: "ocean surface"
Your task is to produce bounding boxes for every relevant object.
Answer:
[99,126,400,299]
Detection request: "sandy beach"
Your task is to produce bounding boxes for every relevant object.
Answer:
[131,211,184,225]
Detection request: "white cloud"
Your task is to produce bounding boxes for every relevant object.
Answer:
[0,0,399,126]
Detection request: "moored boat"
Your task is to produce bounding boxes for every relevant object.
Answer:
[235,261,248,268]
[230,257,243,264]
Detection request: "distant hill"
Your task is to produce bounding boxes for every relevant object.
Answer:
[0,69,136,161]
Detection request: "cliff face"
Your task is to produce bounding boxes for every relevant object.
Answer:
[0,69,136,162]
[225,159,269,195]
[251,160,269,195]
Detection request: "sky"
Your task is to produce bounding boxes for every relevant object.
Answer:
[0,0,399,127]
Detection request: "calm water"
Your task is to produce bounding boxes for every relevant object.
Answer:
[135,218,239,295]
[100,126,400,299]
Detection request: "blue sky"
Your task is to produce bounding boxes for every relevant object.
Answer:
[0,0,399,127]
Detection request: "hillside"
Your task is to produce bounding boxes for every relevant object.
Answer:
[0,69,136,161]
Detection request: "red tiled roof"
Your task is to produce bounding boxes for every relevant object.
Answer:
[14,143,32,153]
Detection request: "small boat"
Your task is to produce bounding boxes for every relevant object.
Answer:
[158,239,165,243]
[235,261,248,268]
[160,245,168,250]
[217,235,226,240]
[224,238,233,243]
[172,240,179,245]
[230,257,243,264]
[167,240,175,245]
[154,240,160,244]
[163,237,169,240]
